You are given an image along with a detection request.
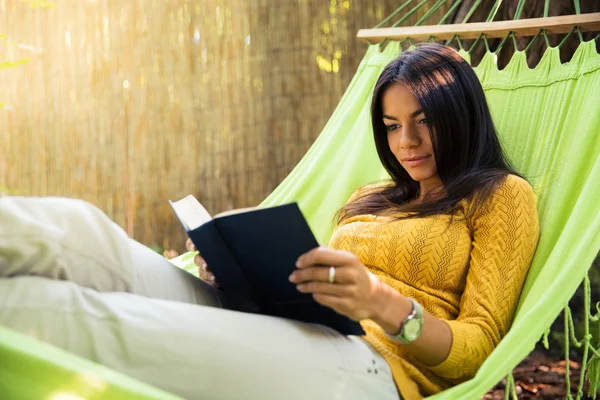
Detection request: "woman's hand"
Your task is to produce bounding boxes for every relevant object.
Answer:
[293,248,454,367]
[290,246,384,321]
[186,239,218,287]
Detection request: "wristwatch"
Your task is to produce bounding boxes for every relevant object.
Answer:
[386,298,424,344]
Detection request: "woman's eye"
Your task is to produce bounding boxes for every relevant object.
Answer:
[418,118,428,125]
[386,124,399,132]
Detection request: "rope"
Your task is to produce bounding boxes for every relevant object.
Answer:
[524,29,542,52]
[486,0,504,22]
[445,34,465,51]
[565,305,574,400]
[372,0,414,29]
[504,373,517,400]
[543,29,551,48]
[455,35,465,51]
[576,26,584,43]
[542,327,551,349]
[561,273,600,400]
[591,298,600,322]
[511,32,519,51]
[461,0,482,24]
[391,0,431,28]
[439,0,463,25]
[544,0,550,18]
[415,0,448,27]
[576,275,593,400]
[514,0,527,20]
[574,0,581,15]
[558,26,577,48]
[566,307,584,348]
[493,31,514,54]
[467,33,484,54]
[482,34,491,53]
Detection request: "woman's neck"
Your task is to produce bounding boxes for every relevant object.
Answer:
[414,178,445,204]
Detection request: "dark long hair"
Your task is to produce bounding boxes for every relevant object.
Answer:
[339,44,518,222]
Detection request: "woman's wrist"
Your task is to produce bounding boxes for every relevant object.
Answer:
[369,281,413,335]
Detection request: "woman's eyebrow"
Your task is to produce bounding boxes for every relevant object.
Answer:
[411,109,424,117]
[383,109,424,120]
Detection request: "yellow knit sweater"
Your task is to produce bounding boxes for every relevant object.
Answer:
[328,174,539,399]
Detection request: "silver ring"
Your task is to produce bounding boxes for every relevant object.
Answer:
[328,266,336,284]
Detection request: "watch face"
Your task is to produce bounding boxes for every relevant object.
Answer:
[403,319,422,341]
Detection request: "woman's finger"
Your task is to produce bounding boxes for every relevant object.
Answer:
[199,270,216,284]
[296,246,357,269]
[289,265,354,285]
[312,294,353,317]
[194,254,213,274]
[197,267,217,286]
[295,280,353,297]
[194,254,217,285]
[194,254,207,268]
[186,238,196,252]
[163,249,179,259]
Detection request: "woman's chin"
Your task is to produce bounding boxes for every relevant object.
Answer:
[408,173,431,182]
[407,172,440,184]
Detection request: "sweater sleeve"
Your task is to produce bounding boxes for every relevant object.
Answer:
[427,175,539,382]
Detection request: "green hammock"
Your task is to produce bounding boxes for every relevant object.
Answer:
[1,40,600,399]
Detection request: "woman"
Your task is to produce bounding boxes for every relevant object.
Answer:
[0,44,538,399]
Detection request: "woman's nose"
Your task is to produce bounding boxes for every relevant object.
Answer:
[399,127,420,149]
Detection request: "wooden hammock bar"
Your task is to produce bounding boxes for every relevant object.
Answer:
[357,12,600,43]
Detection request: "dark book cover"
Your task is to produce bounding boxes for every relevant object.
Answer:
[170,197,364,336]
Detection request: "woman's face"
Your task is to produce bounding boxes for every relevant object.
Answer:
[382,83,441,187]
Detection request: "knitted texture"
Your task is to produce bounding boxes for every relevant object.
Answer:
[328,174,539,399]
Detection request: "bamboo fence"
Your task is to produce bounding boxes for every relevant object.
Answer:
[0,0,446,251]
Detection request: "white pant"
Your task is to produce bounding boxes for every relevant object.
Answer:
[0,196,399,400]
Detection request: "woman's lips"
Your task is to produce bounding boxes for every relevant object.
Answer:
[402,155,431,167]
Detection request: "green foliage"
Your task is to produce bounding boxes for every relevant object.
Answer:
[20,0,57,9]
[0,59,30,69]
[0,184,20,195]
[0,33,32,72]
[148,245,164,255]
[587,353,600,399]
[1,1,55,107]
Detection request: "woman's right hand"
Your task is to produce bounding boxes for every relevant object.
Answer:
[186,239,219,287]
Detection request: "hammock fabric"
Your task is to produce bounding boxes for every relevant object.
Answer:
[1,41,600,399]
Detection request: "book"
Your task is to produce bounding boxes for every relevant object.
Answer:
[169,195,365,336]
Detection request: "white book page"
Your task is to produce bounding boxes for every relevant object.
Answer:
[169,195,213,231]
[214,207,257,218]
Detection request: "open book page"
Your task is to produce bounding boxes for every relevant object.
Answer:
[214,207,257,218]
[169,195,213,231]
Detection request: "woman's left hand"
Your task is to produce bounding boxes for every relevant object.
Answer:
[290,246,383,321]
